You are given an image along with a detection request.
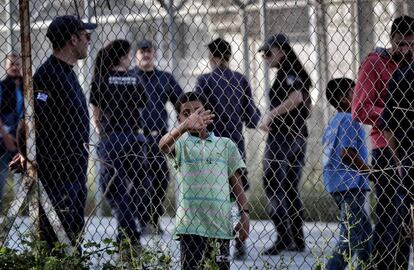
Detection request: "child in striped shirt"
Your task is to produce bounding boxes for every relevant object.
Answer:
[159,92,249,270]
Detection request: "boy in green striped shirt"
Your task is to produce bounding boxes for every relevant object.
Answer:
[159,92,250,270]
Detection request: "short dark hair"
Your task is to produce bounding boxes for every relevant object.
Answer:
[391,15,414,38]
[174,92,208,113]
[326,78,355,109]
[207,38,232,62]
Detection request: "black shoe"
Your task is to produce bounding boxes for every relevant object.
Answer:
[286,245,305,252]
[293,235,306,252]
[233,240,247,260]
[290,238,306,252]
[262,241,290,256]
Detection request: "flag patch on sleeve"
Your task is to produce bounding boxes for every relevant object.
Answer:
[35,91,49,102]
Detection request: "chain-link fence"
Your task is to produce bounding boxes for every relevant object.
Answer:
[1,0,414,269]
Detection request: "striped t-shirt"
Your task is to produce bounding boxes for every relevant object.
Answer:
[171,132,245,239]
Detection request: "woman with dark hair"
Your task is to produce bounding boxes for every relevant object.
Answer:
[258,34,312,255]
[90,39,147,248]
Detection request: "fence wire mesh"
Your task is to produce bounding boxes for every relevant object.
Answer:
[1,0,414,269]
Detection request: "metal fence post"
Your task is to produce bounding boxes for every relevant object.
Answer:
[19,0,39,240]
[83,0,104,218]
[260,0,269,107]
[5,0,18,53]
[408,0,414,16]
[313,0,330,126]
[157,0,188,76]
[357,0,375,64]
[233,0,255,81]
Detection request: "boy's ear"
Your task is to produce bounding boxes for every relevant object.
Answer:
[339,96,347,106]
[339,93,351,107]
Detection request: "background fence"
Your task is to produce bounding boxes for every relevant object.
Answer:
[1,0,414,269]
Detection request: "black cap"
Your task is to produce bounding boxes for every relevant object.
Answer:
[258,33,289,52]
[391,15,414,37]
[46,15,96,46]
[207,38,232,58]
[136,39,154,49]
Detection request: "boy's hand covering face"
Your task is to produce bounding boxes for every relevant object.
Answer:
[181,106,214,132]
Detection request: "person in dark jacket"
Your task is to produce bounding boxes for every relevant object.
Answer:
[133,39,183,235]
[258,33,312,255]
[382,61,414,270]
[0,53,23,207]
[195,37,261,259]
[90,39,147,246]
[9,15,96,250]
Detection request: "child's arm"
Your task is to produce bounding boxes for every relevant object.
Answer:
[159,122,187,156]
[229,170,250,241]
[159,108,214,155]
[341,148,374,181]
[9,120,27,174]
[384,130,402,177]
[91,105,102,136]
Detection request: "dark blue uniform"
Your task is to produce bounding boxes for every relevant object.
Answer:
[381,64,414,270]
[33,55,89,247]
[195,66,261,189]
[0,76,23,203]
[134,67,183,227]
[263,62,311,250]
[90,69,147,242]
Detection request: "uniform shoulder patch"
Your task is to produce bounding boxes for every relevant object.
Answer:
[35,91,49,102]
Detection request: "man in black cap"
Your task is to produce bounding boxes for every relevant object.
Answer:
[133,39,183,235]
[195,37,261,260]
[11,15,96,249]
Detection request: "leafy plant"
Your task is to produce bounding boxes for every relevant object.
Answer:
[0,234,172,270]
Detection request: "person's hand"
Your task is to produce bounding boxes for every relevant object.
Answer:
[234,212,250,242]
[9,153,26,174]
[183,107,214,132]
[368,170,376,182]
[396,161,404,178]
[258,112,273,132]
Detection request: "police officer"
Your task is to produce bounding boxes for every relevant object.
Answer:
[90,39,147,245]
[195,37,261,259]
[0,53,23,206]
[30,15,95,249]
[258,34,312,255]
[133,39,183,234]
